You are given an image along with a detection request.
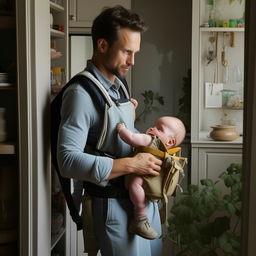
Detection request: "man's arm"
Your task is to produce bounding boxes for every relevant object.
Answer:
[117,123,152,147]
[57,85,161,185]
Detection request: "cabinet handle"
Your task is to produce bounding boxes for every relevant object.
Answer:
[70,15,76,21]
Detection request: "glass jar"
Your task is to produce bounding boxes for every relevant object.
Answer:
[221,89,243,109]
[51,66,62,86]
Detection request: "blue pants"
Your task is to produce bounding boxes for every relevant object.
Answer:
[92,197,163,256]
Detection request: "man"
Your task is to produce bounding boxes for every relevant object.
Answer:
[57,6,163,256]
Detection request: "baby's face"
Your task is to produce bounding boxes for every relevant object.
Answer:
[146,119,171,145]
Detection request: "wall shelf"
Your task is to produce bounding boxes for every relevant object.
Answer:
[0,86,16,90]
[200,27,244,32]
[0,142,15,154]
[50,1,65,13]
[50,29,65,38]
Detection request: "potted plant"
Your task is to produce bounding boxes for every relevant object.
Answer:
[135,90,164,123]
[168,163,242,256]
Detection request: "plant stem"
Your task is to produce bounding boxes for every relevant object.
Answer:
[232,217,240,233]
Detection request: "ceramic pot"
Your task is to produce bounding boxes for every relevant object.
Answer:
[210,125,239,141]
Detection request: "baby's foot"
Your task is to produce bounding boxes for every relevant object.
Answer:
[128,216,158,240]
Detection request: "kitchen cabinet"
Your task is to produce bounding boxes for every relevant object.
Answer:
[69,0,131,29]
[1,0,74,255]
[50,0,69,95]
[191,0,244,186]
[0,4,19,255]
[192,144,242,189]
[50,1,71,255]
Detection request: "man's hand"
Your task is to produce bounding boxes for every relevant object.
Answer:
[128,153,162,176]
[107,153,162,180]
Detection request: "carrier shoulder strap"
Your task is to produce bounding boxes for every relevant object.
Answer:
[137,146,182,159]
[51,71,129,230]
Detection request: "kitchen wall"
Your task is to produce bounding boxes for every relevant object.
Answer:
[131,0,192,132]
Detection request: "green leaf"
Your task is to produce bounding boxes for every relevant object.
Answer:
[234,201,242,211]
[226,202,237,215]
[224,176,234,187]
[218,232,240,254]
[157,96,164,105]
[219,172,228,180]
[200,179,214,186]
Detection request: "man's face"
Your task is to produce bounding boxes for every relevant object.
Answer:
[102,28,141,80]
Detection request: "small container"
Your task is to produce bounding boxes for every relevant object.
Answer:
[221,89,243,109]
[221,89,236,107]
[0,73,9,83]
[229,19,237,28]
[237,19,245,28]
[222,20,229,27]
[50,13,53,28]
[51,67,62,86]
[210,125,239,141]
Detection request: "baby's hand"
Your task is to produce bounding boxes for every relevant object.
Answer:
[130,98,138,110]
[117,122,126,133]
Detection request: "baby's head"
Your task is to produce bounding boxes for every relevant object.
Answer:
[146,116,186,149]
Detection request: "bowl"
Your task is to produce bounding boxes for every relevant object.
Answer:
[210,125,239,141]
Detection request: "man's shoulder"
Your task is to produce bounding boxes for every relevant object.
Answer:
[64,82,92,99]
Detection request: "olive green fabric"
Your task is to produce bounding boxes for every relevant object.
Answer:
[137,137,187,224]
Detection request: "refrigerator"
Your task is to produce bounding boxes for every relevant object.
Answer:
[70,34,93,78]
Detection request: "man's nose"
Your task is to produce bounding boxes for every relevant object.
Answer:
[127,53,135,66]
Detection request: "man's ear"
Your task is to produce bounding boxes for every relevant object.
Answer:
[166,137,176,148]
[97,39,108,53]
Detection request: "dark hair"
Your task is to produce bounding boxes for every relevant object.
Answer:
[91,5,147,50]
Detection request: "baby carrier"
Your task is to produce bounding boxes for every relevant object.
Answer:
[51,70,131,230]
[137,145,187,224]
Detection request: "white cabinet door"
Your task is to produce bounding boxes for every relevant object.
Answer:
[192,147,242,191]
[69,0,131,28]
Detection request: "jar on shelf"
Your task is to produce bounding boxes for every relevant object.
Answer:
[210,125,239,141]
[51,67,62,86]
[205,0,216,27]
[221,89,243,109]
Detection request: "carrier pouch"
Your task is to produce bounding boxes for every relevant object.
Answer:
[137,145,187,224]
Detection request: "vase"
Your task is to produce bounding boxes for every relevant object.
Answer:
[210,125,239,141]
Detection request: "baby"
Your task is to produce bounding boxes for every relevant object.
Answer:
[117,115,186,240]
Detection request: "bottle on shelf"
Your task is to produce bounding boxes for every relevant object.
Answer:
[205,0,216,27]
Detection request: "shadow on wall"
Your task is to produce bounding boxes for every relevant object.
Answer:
[131,0,192,132]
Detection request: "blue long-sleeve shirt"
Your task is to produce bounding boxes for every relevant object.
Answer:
[57,61,124,186]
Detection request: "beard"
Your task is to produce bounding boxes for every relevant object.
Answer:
[106,65,129,78]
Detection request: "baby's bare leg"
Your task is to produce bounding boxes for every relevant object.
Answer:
[128,175,147,217]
